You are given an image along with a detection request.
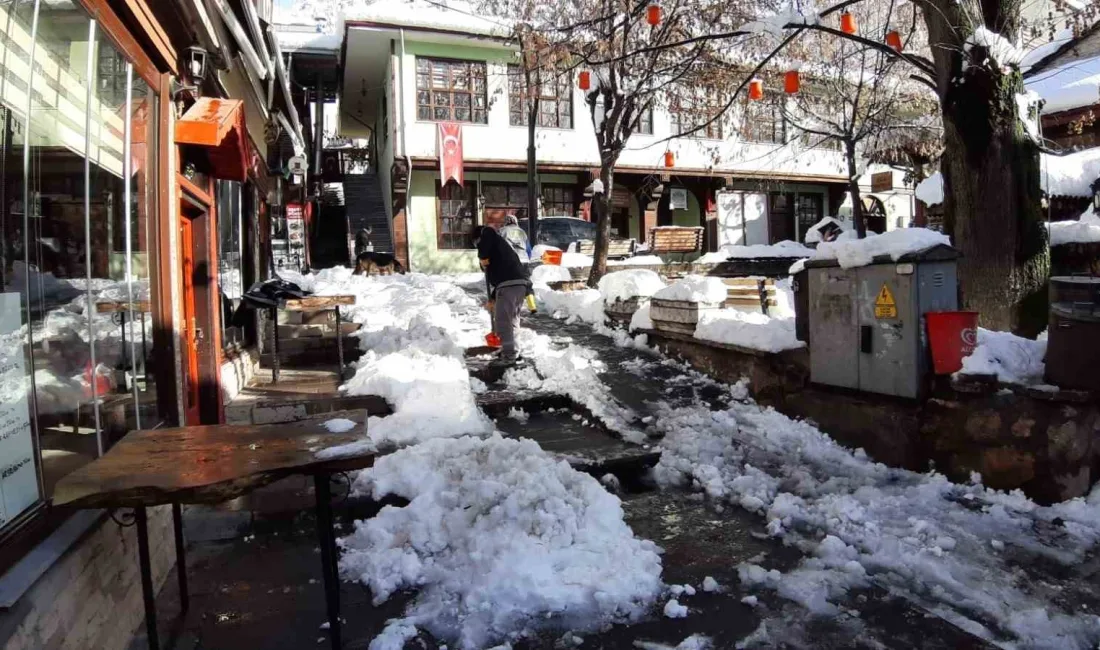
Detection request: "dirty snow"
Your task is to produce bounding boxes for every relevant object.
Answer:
[652,276,727,304]
[957,328,1047,385]
[662,599,688,618]
[702,576,720,592]
[693,310,803,353]
[598,270,666,304]
[339,435,663,650]
[812,228,952,268]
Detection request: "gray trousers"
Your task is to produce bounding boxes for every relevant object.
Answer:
[494,284,526,357]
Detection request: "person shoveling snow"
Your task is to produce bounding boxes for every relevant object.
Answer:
[474,225,534,368]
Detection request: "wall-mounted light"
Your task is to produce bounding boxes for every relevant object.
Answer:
[184,46,208,85]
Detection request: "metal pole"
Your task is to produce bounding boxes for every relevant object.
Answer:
[135,508,159,650]
[172,503,189,614]
[271,306,280,383]
[84,19,103,457]
[314,474,341,649]
[334,306,344,379]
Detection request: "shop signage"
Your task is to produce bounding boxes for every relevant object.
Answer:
[0,293,38,525]
[670,187,688,210]
[871,171,893,193]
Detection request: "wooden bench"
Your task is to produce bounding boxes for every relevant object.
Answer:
[575,238,637,259]
[649,227,704,261]
[722,277,779,315]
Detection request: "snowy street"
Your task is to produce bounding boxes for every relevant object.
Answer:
[234,269,1100,650]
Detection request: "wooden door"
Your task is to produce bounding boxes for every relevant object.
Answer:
[179,210,201,426]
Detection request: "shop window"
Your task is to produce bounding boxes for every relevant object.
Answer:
[437,181,476,249]
[0,2,163,536]
[508,65,572,129]
[743,98,787,144]
[542,185,575,217]
[416,58,487,124]
[795,194,823,241]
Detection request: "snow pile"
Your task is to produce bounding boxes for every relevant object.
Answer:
[597,270,666,304]
[915,173,944,206]
[630,303,654,331]
[957,328,1047,385]
[698,241,814,263]
[562,252,596,267]
[812,228,952,268]
[531,264,573,286]
[693,310,803,353]
[339,435,663,649]
[803,217,849,245]
[1048,212,1100,246]
[536,288,606,325]
[1026,52,1100,114]
[653,276,727,304]
[1044,148,1100,197]
[531,244,561,260]
[965,27,1024,68]
[322,418,357,433]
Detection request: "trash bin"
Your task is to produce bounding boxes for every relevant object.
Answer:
[926,311,979,374]
[1045,276,1100,391]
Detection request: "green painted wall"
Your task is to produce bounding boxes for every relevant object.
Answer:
[672,191,702,227]
[406,169,582,273]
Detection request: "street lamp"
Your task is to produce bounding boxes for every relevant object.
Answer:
[184,46,208,85]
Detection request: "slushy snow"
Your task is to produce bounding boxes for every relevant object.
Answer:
[339,435,663,649]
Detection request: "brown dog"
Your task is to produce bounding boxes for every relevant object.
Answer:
[353,251,405,276]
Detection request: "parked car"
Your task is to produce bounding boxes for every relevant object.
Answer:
[535,216,597,251]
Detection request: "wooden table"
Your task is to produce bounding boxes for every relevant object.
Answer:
[52,409,377,650]
[272,295,356,384]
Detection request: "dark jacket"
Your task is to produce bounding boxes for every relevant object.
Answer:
[477,227,530,298]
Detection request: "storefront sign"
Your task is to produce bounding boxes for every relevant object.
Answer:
[438,122,464,186]
[871,171,893,193]
[0,292,38,525]
[285,203,307,268]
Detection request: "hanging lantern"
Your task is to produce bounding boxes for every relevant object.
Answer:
[578,70,591,90]
[646,4,661,26]
[840,11,857,35]
[784,70,800,94]
[886,30,903,52]
[748,78,764,101]
[664,151,675,168]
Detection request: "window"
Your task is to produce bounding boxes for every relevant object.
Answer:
[795,194,823,241]
[542,185,575,217]
[508,65,572,129]
[0,1,164,534]
[743,98,786,144]
[635,108,653,135]
[672,90,724,139]
[416,58,487,123]
[482,183,528,229]
[438,181,476,249]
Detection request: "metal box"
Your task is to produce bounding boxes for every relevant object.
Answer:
[805,245,958,398]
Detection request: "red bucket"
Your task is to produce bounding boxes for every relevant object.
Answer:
[485,332,501,348]
[926,311,979,374]
[542,250,563,266]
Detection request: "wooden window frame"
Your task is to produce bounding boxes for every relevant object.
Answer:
[416,57,487,124]
[672,91,724,140]
[541,184,576,217]
[742,97,787,145]
[507,64,573,129]
[436,180,477,250]
[635,107,654,135]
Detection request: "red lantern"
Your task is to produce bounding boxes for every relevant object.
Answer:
[578,70,591,90]
[784,70,800,94]
[748,78,764,101]
[646,4,661,26]
[840,11,857,35]
[886,30,903,52]
[664,151,675,168]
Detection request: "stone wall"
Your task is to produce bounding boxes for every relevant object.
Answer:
[645,329,1100,504]
[0,506,175,650]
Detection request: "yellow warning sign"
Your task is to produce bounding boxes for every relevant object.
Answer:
[874,283,897,319]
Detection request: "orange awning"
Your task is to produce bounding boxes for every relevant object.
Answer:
[176,97,248,182]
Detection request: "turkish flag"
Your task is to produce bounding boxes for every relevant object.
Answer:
[438,122,464,186]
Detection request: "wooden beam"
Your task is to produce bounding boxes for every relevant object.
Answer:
[119,0,178,75]
[77,0,159,86]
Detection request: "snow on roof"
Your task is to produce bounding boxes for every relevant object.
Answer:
[919,147,1100,207]
[1025,52,1100,114]
[1020,26,1077,72]
[275,30,343,52]
[342,0,512,36]
[1048,205,1100,245]
[811,228,952,269]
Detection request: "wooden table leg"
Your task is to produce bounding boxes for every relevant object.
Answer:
[271,307,281,384]
[334,306,345,379]
[135,507,160,650]
[313,474,341,649]
[172,503,189,614]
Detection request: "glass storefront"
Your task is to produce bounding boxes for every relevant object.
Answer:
[0,0,163,528]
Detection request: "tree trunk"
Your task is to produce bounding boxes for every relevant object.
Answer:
[527,102,539,240]
[923,2,1049,335]
[846,140,866,239]
[587,162,614,287]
